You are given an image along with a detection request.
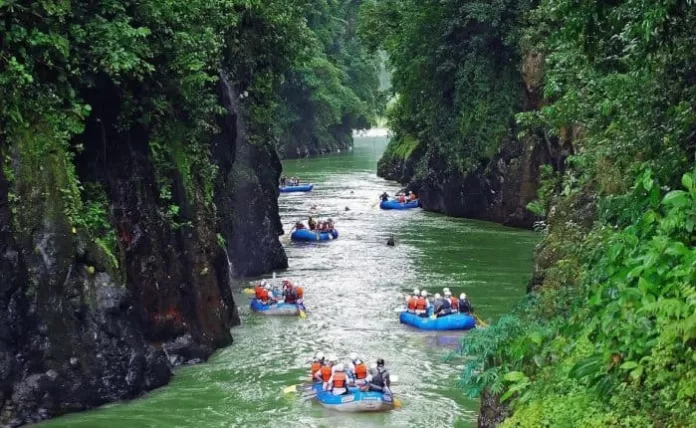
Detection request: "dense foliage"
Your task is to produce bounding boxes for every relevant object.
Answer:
[276,0,382,158]
[364,0,696,425]
[459,1,696,425]
[0,0,379,259]
[362,0,534,179]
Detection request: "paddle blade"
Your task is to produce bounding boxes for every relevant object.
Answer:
[429,314,437,320]
[299,310,307,319]
[394,398,402,408]
[242,288,255,295]
[283,385,298,394]
[475,315,489,327]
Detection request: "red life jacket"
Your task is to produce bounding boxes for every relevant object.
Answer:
[407,296,418,310]
[354,361,367,379]
[311,362,322,377]
[332,372,347,388]
[415,297,427,310]
[319,365,332,382]
[254,285,265,300]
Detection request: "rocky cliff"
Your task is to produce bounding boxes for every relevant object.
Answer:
[0,74,288,426]
[377,53,568,229]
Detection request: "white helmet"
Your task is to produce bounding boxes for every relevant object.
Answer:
[443,287,450,293]
[328,354,338,363]
[444,290,452,297]
[434,293,442,299]
[335,363,345,372]
[315,351,325,360]
[413,288,419,295]
[460,293,467,299]
[421,290,428,297]
[264,283,272,290]
[349,352,358,361]
[370,363,377,370]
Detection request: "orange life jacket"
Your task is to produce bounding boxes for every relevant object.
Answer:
[415,297,427,310]
[319,365,332,382]
[311,362,322,377]
[449,297,458,308]
[354,361,367,380]
[295,286,304,299]
[332,372,347,388]
[254,285,265,300]
[407,296,418,310]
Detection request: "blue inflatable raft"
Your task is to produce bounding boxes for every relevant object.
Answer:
[312,384,395,412]
[250,298,305,316]
[399,311,475,331]
[379,199,420,210]
[291,229,339,242]
[279,184,314,193]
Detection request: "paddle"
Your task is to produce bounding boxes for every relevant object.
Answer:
[283,382,313,394]
[298,303,307,319]
[283,385,299,394]
[474,313,488,327]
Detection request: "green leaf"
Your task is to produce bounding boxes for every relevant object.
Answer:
[682,173,694,190]
[662,190,688,207]
[503,371,527,383]
[569,355,606,379]
[530,331,543,346]
[619,361,639,370]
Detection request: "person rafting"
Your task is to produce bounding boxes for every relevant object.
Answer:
[294,221,306,230]
[406,289,419,313]
[283,280,304,306]
[254,281,270,303]
[445,290,458,312]
[328,364,349,395]
[380,192,389,202]
[432,293,444,316]
[280,175,287,186]
[308,216,317,230]
[409,191,417,201]
[366,358,391,394]
[459,293,473,314]
[436,292,452,317]
[311,352,326,382]
[415,290,429,316]
[387,235,395,246]
[348,353,369,386]
[316,355,338,385]
[326,218,335,231]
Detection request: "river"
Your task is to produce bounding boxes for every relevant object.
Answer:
[41,136,538,428]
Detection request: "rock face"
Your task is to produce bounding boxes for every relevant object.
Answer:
[478,389,512,428]
[0,74,287,426]
[215,74,288,276]
[377,52,569,229]
[378,136,567,228]
[0,142,171,426]
[277,125,354,159]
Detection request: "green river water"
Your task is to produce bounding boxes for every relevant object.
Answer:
[41,136,538,428]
